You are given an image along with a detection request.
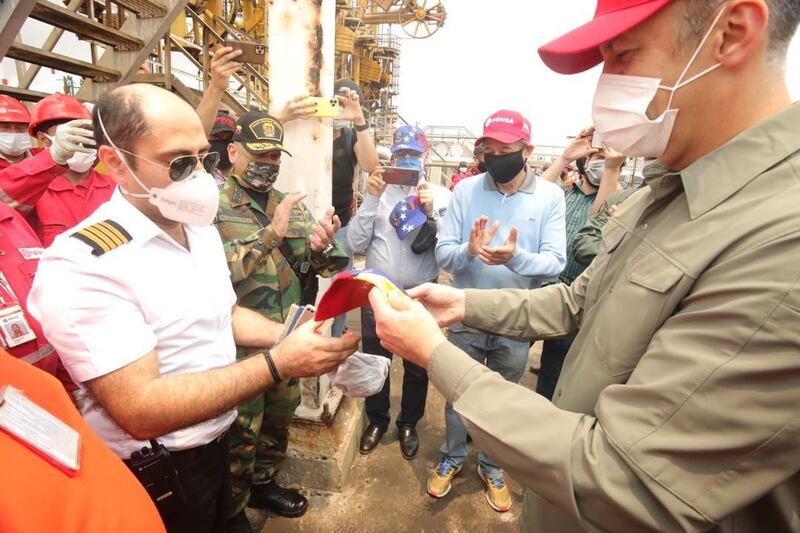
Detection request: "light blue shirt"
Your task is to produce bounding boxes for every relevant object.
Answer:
[347,183,451,290]
[435,169,566,294]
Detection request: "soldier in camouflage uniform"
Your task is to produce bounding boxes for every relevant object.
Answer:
[215,112,348,531]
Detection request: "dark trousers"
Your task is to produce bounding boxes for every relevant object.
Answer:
[537,338,575,401]
[361,306,428,428]
[129,436,231,533]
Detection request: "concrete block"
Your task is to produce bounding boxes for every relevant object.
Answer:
[280,395,365,493]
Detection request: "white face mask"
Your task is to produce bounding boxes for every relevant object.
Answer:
[126,169,220,226]
[44,133,97,174]
[591,4,727,158]
[67,149,97,173]
[97,113,220,226]
[585,159,605,187]
[0,132,32,157]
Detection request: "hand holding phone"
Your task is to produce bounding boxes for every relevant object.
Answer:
[222,39,266,64]
[308,96,342,118]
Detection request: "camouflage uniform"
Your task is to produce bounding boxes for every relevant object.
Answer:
[215,176,348,517]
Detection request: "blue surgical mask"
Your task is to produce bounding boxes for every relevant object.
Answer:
[394,155,424,175]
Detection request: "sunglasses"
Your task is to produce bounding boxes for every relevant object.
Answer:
[116,147,220,182]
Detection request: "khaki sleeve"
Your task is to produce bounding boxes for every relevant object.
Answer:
[461,260,594,342]
[429,231,800,532]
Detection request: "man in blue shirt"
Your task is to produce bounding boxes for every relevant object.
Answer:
[431,110,566,513]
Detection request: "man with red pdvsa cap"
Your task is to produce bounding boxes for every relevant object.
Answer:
[0,96,35,169]
[367,1,800,531]
[0,93,114,246]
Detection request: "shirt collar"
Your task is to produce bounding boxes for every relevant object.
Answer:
[680,102,800,219]
[224,176,270,213]
[48,169,114,192]
[106,187,164,245]
[482,167,537,195]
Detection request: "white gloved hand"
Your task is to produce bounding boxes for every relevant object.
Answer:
[49,119,96,165]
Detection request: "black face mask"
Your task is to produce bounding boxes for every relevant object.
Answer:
[485,149,526,184]
[209,139,232,172]
[477,160,487,173]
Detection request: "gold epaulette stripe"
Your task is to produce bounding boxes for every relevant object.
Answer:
[70,219,133,256]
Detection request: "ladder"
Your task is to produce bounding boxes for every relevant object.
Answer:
[0,0,264,110]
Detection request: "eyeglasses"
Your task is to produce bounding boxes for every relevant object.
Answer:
[116,147,220,182]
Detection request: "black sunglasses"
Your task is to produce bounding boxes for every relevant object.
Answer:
[117,148,220,182]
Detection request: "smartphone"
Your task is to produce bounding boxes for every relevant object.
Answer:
[307,96,342,118]
[223,38,266,64]
[382,166,420,187]
[278,304,317,342]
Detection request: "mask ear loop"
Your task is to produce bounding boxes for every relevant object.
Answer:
[660,2,729,110]
[96,111,154,199]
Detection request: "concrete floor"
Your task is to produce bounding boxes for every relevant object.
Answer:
[247,313,543,533]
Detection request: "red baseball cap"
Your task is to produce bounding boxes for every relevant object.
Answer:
[476,110,532,146]
[538,0,672,75]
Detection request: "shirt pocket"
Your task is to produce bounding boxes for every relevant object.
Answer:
[584,220,628,308]
[592,247,685,377]
[40,223,68,247]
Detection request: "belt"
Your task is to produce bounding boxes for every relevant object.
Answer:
[169,432,227,460]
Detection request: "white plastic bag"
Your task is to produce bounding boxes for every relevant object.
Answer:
[327,352,390,397]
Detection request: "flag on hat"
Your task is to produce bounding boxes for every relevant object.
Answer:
[315,268,405,321]
[391,125,428,154]
[389,195,427,240]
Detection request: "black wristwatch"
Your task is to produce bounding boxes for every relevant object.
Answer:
[354,122,370,132]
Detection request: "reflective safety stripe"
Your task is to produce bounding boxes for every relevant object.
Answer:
[0,186,31,212]
[20,344,55,365]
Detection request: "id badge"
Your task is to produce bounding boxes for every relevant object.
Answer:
[0,385,81,471]
[0,305,36,347]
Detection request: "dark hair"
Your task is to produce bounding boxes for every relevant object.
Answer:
[92,87,150,169]
[680,0,800,61]
[31,118,70,137]
[575,156,588,178]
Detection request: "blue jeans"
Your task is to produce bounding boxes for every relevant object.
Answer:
[331,224,353,338]
[441,329,530,478]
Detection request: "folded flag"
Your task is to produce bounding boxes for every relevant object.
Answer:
[389,195,427,240]
[315,268,405,321]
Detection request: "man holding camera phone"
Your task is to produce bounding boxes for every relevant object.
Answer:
[346,125,450,460]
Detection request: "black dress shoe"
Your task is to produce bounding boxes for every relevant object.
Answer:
[248,480,308,518]
[398,426,419,460]
[359,424,387,455]
[225,510,253,533]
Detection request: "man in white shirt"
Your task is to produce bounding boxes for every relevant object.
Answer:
[28,84,359,533]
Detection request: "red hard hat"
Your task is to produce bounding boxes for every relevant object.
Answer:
[0,95,31,124]
[28,93,91,136]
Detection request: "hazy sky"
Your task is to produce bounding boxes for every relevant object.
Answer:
[394,0,800,146]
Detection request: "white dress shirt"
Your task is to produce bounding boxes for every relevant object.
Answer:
[347,182,451,289]
[29,188,237,458]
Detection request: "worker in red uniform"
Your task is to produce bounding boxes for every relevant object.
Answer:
[0,93,114,246]
[0,200,57,375]
[0,95,36,170]
[0,350,166,533]
[449,144,485,191]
